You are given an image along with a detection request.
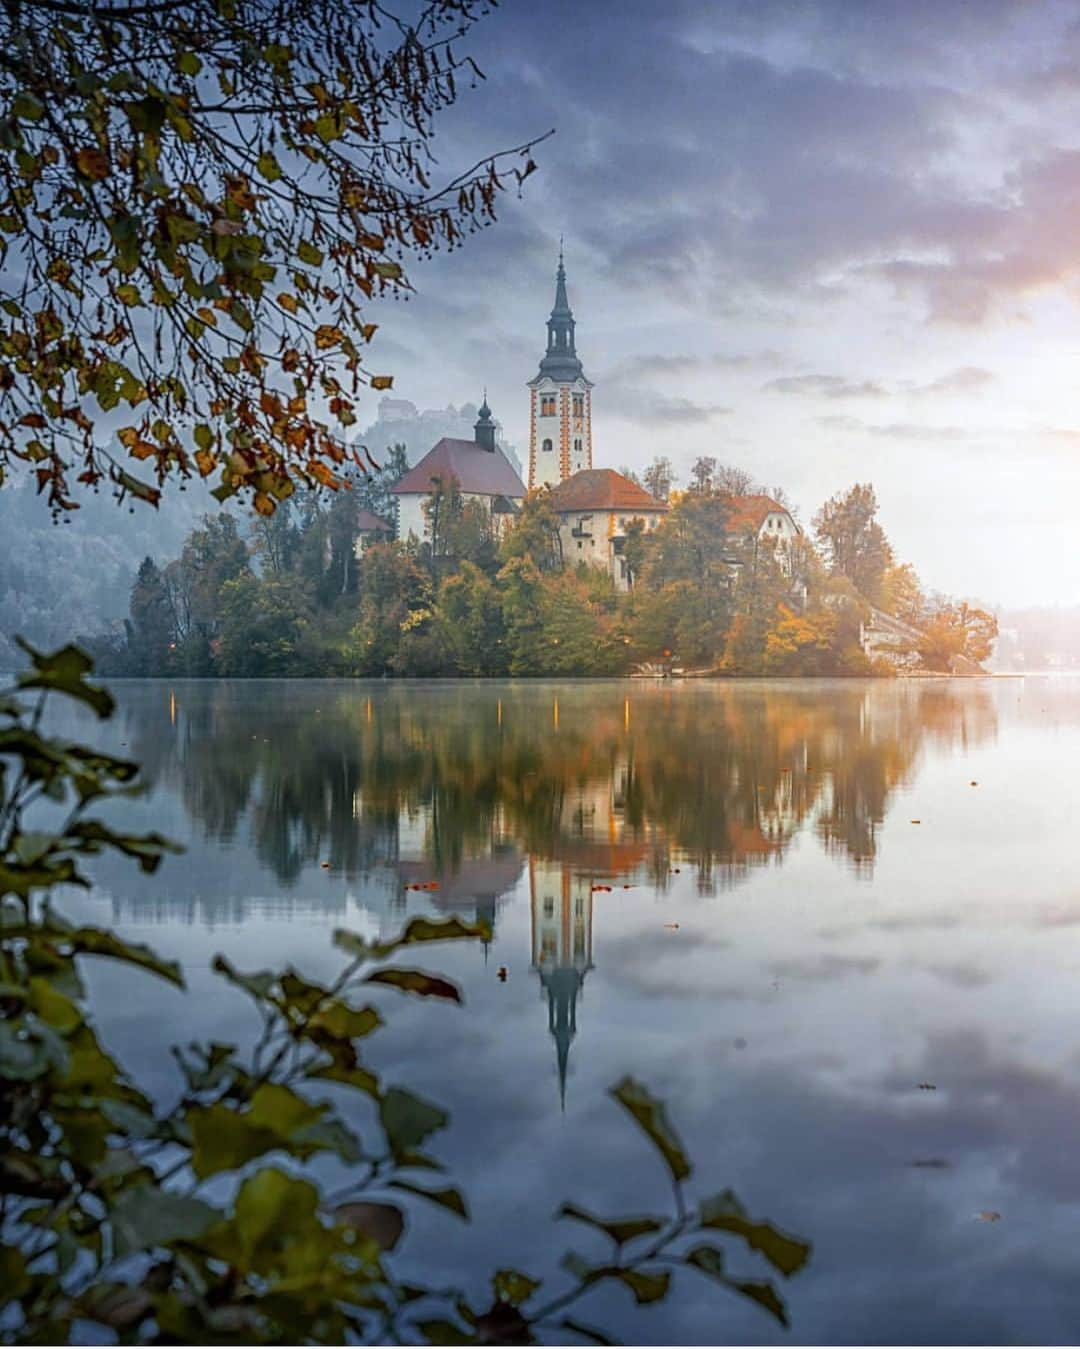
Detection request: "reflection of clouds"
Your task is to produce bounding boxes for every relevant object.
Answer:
[922,962,993,990]
[768,954,880,982]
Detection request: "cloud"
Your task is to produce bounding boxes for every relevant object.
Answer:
[911,366,996,396]
[768,953,880,982]
[764,373,888,399]
[817,415,974,441]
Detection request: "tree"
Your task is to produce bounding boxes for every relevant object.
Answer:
[689,456,717,494]
[436,562,506,675]
[216,572,317,675]
[500,489,563,572]
[916,602,998,672]
[250,495,301,577]
[127,556,175,674]
[713,463,756,497]
[349,541,430,674]
[642,455,675,501]
[0,1,545,515]
[812,483,894,607]
[881,562,924,624]
[165,512,249,671]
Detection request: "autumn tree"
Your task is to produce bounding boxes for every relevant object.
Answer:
[812,483,894,607]
[642,454,674,501]
[713,463,756,497]
[688,455,717,493]
[0,0,544,515]
[915,602,998,672]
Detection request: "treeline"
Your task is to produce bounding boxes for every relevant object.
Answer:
[86,455,995,678]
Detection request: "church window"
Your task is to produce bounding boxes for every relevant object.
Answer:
[572,393,584,416]
[543,896,554,918]
[577,540,583,550]
[542,438,553,453]
[540,394,556,417]
[573,438,582,454]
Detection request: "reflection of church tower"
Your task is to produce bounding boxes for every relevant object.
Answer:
[530,860,595,1109]
[527,246,594,490]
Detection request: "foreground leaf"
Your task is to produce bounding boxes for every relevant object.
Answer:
[609,1077,691,1182]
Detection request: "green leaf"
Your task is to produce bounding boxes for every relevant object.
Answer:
[230,1166,320,1263]
[116,283,142,307]
[111,1186,220,1257]
[615,1268,670,1305]
[364,967,461,1001]
[609,1076,691,1182]
[14,640,113,717]
[492,1268,540,1306]
[396,915,491,947]
[211,954,276,999]
[0,1244,30,1299]
[307,998,381,1040]
[414,1321,472,1345]
[379,1086,447,1152]
[387,1179,468,1220]
[0,1020,68,1080]
[698,1190,810,1276]
[333,1201,404,1251]
[256,152,282,182]
[556,1202,664,1246]
[373,260,402,280]
[176,51,202,76]
[729,1278,789,1327]
[188,1084,333,1178]
[684,1243,725,1280]
[67,926,183,987]
[12,93,44,122]
[297,239,323,267]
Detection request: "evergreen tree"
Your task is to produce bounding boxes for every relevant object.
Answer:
[128,557,174,675]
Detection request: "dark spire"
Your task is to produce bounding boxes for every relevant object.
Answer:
[536,246,585,383]
[474,393,496,451]
[543,965,584,1112]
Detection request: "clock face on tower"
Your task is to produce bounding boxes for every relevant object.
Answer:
[528,250,593,490]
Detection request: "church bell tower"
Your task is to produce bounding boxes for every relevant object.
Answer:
[528,246,594,490]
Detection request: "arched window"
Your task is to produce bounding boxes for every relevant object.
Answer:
[542,438,553,453]
[573,438,582,454]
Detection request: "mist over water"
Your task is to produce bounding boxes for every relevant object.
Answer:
[57,677,1080,1344]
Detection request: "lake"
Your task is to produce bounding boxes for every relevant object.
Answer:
[57,676,1080,1344]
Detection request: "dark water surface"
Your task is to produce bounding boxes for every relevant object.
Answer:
[58,677,1080,1344]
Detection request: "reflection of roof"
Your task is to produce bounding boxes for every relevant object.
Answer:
[355,509,391,532]
[398,853,524,907]
[539,839,650,874]
[392,438,526,498]
[720,494,796,535]
[548,469,668,515]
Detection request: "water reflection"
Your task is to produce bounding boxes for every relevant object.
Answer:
[109,680,999,914]
[69,677,1080,1344]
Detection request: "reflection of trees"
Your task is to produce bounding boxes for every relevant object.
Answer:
[116,680,998,896]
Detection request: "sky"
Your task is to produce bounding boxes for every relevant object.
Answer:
[359,0,1080,610]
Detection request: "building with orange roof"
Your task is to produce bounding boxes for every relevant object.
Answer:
[547,467,668,590]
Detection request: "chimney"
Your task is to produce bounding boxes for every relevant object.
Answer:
[474,394,496,452]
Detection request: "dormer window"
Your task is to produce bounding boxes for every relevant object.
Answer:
[540,394,556,417]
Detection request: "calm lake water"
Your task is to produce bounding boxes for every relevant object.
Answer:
[55,676,1080,1344]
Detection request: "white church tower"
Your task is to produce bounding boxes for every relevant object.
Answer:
[528,246,593,490]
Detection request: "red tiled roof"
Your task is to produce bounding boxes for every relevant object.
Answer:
[547,469,668,514]
[355,508,391,532]
[719,493,796,535]
[391,438,526,498]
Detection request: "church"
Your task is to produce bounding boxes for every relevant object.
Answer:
[393,247,669,590]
